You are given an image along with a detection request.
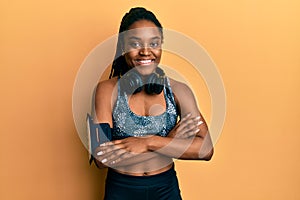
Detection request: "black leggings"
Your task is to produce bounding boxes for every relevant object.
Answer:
[104,165,182,200]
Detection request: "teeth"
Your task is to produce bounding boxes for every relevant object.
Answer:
[137,60,152,64]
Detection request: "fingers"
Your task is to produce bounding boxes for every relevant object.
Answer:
[176,117,201,132]
[97,148,127,164]
[178,114,201,127]
[177,125,201,138]
[95,141,124,157]
[171,115,186,132]
[109,152,135,166]
[175,115,204,138]
[94,138,141,166]
[180,113,192,122]
[98,139,122,147]
[95,147,136,166]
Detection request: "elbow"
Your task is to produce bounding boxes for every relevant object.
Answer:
[96,163,107,169]
[204,148,214,161]
[198,147,214,161]
[197,133,214,161]
[97,162,108,169]
[93,158,108,169]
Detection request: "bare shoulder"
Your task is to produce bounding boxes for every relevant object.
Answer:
[168,77,199,116]
[95,77,118,97]
[168,77,193,96]
[95,77,119,108]
[94,77,118,124]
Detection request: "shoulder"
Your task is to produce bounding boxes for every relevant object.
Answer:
[94,77,118,124]
[95,77,119,108]
[95,77,118,98]
[168,77,194,96]
[168,77,199,116]
[96,77,118,93]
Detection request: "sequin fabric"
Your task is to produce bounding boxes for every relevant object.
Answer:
[112,78,178,140]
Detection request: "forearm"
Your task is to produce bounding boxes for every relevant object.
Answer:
[106,151,161,168]
[94,136,165,168]
[147,135,213,160]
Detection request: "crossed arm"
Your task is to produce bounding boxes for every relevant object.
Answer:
[93,78,214,168]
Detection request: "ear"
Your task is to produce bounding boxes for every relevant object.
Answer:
[120,45,126,56]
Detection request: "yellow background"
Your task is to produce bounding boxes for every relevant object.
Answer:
[1,0,299,199]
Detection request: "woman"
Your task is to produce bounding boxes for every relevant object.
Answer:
[94,7,213,200]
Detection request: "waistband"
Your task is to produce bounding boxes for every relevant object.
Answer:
[106,164,177,187]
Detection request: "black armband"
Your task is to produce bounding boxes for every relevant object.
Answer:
[86,114,112,165]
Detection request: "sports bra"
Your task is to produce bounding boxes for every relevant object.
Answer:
[112,78,179,140]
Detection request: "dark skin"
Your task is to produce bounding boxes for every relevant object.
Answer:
[94,20,213,175]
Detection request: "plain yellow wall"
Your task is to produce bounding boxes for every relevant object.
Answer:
[1,0,299,199]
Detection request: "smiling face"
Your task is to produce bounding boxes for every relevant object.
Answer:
[123,20,163,76]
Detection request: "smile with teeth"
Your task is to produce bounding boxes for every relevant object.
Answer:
[135,59,155,65]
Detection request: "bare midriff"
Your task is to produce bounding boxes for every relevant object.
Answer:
[112,156,173,176]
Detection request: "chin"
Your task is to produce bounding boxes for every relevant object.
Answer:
[134,64,157,76]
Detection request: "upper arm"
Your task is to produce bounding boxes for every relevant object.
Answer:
[171,80,201,119]
[171,80,209,138]
[94,79,118,127]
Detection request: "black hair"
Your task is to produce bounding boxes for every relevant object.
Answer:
[109,7,163,78]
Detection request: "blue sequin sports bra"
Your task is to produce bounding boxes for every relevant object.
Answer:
[112,77,179,140]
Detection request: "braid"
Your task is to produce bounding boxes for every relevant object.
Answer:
[109,7,163,79]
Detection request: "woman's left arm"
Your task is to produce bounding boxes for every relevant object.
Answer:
[145,81,214,160]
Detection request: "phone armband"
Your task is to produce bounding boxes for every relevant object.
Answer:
[86,114,112,165]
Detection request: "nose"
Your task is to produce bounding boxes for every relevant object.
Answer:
[139,47,151,56]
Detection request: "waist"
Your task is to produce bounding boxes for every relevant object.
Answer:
[106,163,176,186]
[111,155,173,175]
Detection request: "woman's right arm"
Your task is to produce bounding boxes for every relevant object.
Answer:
[93,79,161,168]
[93,79,115,168]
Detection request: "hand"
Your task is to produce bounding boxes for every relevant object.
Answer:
[167,113,203,138]
[94,136,150,166]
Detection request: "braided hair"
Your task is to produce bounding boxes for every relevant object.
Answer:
[109,7,163,78]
